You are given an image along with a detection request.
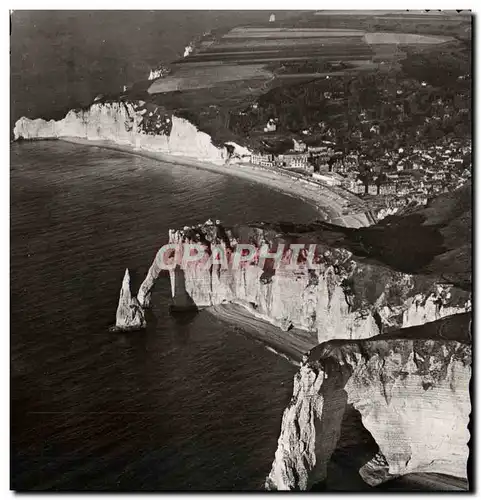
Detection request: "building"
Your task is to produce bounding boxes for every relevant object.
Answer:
[308,146,327,154]
[264,119,277,133]
[312,172,342,186]
[293,139,307,152]
[287,157,309,169]
[432,172,446,181]
[148,64,171,81]
[279,153,309,169]
[396,182,411,196]
[379,182,396,196]
[297,163,315,174]
[316,163,330,174]
[345,179,365,195]
[251,154,275,168]
[367,184,378,196]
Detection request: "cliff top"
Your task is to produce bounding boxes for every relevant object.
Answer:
[173,183,471,295]
[306,313,471,380]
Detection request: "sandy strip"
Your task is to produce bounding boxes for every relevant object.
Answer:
[59,137,373,227]
[206,302,318,365]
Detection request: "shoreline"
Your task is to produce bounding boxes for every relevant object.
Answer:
[15,135,352,362]
[206,302,318,365]
[57,136,374,228]
[17,135,362,361]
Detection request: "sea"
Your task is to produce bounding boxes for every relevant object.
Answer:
[10,140,329,490]
[10,11,312,490]
[10,11,396,492]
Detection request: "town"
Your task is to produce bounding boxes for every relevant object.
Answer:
[247,129,471,216]
[231,60,472,216]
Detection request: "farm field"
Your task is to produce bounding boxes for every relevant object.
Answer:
[125,10,471,150]
[147,63,272,94]
[224,28,366,38]
[201,37,366,49]
[364,32,452,44]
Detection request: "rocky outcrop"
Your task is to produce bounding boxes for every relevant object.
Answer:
[127,185,471,344]
[13,100,244,162]
[111,268,146,332]
[153,217,470,343]
[265,313,471,490]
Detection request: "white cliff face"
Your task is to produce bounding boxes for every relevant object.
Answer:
[151,221,470,343]
[266,362,347,490]
[402,287,471,328]
[113,268,146,331]
[14,101,237,163]
[266,323,471,490]
[14,102,139,144]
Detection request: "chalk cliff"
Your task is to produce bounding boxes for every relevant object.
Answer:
[265,313,471,490]
[111,268,146,332]
[134,198,470,342]
[13,100,240,162]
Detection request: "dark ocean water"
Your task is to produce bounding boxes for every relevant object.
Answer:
[10,10,297,126]
[10,10,315,491]
[10,140,323,491]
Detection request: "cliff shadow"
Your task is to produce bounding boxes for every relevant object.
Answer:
[307,356,380,492]
[311,404,379,491]
[169,265,198,324]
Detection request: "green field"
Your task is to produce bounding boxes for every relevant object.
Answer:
[119,10,471,150]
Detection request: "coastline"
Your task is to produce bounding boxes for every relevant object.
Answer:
[206,302,318,365]
[58,136,374,228]
[23,135,367,360]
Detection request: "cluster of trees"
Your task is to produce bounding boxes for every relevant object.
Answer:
[229,45,471,154]
[229,79,331,136]
[401,42,471,87]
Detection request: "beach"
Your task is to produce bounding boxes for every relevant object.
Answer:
[57,136,371,363]
[60,136,375,228]
[207,302,319,364]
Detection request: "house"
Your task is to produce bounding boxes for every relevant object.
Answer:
[432,172,446,181]
[308,145,327,154]
[367,184,378,196]
[396,182,411,196]
[344,179,365,195]
[379,182,396,195]
[293,139,307,152]
[148,65,171,81]
[279,153,309,169]
[264,119,277,133]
